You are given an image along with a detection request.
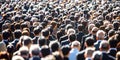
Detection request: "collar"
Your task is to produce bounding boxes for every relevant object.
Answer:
[109,48,117,51]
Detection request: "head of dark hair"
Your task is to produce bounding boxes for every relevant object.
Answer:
[49,41,60,52]
[85,37,95,47]
[14,23,21,29]
[61,45,71,56]
[33,27,41,35]
[38,38,46,47]
[2,30,10,40]
[14,30,22,39]
[21,23,28,30]
[108,37,118,48]
[41,46,51,57]
[42,29,50,37]
[108,30,115,37]
[77,24,84,31]
[68,33,76,42]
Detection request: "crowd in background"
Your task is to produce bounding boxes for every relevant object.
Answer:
[0,0,120,60]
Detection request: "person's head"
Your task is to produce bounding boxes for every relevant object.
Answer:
[96,30,105,40]
[50,21,57,29]
[41,45,51,57]
[2,29,10,40]
[68,33,76,42]
[108,30,115,37]
[91,27,99,35]
[14,23,21,30]
[77,24,84,31]
[117,42,120,52]
[84,47,95,58]
[41,29,50,38]
[108,37,118,48]
[99,40,110,52]
[71,41,81,50]
[85,37,95,47]
[61,45,71,57]
[33,27,41,36]
[116,51,120,60]
[14,30,22,39]
[22,30,30,36]
[113,21,119,31]
[38,37,46,47]
[67,28,76,35]
[19,46,29,59]
[21,23,28,30]
[92,51,102,60]
[22,36,32,48]
[88,24,95,33]
[49,41,60,52]
[29,45,40,57]
[0,51,10,60]
[12,55,24,60]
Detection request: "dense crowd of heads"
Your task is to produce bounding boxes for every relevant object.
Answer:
[0,0,120,60]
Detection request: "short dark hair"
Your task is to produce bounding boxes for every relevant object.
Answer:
[2,30,10,40]
[33,27,41,35]
[69,33,76,42]
[14,23,21,29]
[22,36,32,46]
[38,38,46,47]
[77,24,84,31]
[14,30,22,39]
[108,37,118,48]
[61,45,71,56]
[85,37,95,47]
[41,45,51,57]
[41,29,50,37]
[49,41,60,52]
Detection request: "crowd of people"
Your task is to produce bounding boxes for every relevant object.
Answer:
[0,0,120,60]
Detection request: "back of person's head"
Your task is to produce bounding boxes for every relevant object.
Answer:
[22,36,32,47]
[33,27,41,36]
[49,41,60,52]
[85,37,95,47]
[7,44,14,54]
[113,21,119,30]
[84,47,95,58]
[99,40,110,51]
[88,24,95,32]
[65,24,73,31]
[117,42,120,51]
[50,21,57,29]
[71,41,81,50]
[116,51,120,60]
[2,29,10,40]
[96,30,105,40]
[77,24,84,31]
[41,45,51,57]
[38,37,46,47]
[67,28,76,35]
[92,51,102,60]
[61,45,71,56]
[0,51,10,60]
[0,42,7,52]
[108,30,115,37]
[68,33,76,42]
[22,30,30,36]
[12,55,24,60]
[29,45,40,56]
[41,29,50,37]
[91,27,99,35]
[14,30,22,39]
[21,23,28,30]
[14,23,21,30]
[2,23,9,31]
[19,46,29,59]
[108,37,118,48]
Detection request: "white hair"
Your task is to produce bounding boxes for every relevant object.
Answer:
[67,28,76,35]
[96,30,105,40]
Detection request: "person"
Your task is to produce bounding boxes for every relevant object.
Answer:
[61,45,71,60]
[116,51,120,60]
[94,30,105,50]
[77,37,95,60]
[81,24,95,50]
[99,40,115,60]
[29,45,41,60]
[92,51,102,60]
[69,41,80,60]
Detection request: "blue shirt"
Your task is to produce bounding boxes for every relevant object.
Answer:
[69,48,79,60]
